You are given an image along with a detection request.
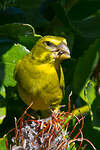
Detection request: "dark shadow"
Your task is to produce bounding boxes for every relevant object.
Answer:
[0,87,27,137]
[0,7,25,25]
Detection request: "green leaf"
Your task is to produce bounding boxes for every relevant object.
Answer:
[0,136,8,150]
[0,85,6,98]
[69,0,100,20]
[85,80,96,105]
[93,126,100,131]
[0,105,6,124]
[73,9,100,39]
[80,80,96,105]
[73,39,100,95]
[0,41,29,87]
[0,23,42,49]
[0,85,6,124]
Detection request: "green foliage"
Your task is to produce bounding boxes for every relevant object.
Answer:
[0,0,100,149]
[0,23,42,50]
[92,94,100,130]
[0,86,6,124]
[81,80,96,105]
[0,136,7,150]
[73,39,100,94]
[0,43,29,87]
[0,85,6,99]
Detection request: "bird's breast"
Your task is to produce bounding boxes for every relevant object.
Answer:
[17,59,64,110]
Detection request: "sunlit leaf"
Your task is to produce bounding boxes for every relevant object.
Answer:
[0,136,7,150]
[80,80,96,105]
[0,42,29,87]
[0,85,6,124]
[0,85,6,99]
[0,106,6,124]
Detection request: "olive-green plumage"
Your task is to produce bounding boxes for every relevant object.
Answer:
[14,36,70,112]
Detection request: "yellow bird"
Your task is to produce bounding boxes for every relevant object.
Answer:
[14,36,70,117]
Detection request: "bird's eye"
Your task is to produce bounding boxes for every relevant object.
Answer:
[44,41,54,47]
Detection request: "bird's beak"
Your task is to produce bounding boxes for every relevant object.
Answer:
[52,42,71,60]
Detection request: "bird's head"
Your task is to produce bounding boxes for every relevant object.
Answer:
[31,36,70,63]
